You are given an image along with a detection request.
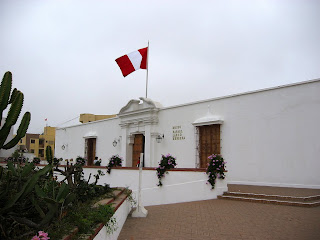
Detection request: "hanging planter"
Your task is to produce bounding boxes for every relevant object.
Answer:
[155,154,177,186]
[206,154,226,189]
[107,155,123,174]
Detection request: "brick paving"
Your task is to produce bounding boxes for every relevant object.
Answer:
[118,199,320,240]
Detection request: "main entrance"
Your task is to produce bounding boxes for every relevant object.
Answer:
[132,134,145,167]
[199,125,220,168]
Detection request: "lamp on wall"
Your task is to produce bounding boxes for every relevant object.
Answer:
[156,134,164,143]
[112,137,121,147]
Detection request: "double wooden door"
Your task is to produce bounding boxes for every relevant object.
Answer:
[199,125,220,168]
[132,134,145,167]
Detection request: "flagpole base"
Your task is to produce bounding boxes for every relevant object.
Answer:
[132,205,148,218]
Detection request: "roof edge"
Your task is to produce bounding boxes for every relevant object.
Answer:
[162,78,320,110]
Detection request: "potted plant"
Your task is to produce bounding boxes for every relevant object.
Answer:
[107,155,123,173]
[155,154,177,186]
[206,154,226,189]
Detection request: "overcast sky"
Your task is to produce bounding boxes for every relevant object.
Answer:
[1,0,319,134]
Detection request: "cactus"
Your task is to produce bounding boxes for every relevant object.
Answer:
[46,145,53,165]
[0,71,31,149]
[0,163,52,214]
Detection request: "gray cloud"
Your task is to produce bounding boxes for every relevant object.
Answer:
[0,0,319,133]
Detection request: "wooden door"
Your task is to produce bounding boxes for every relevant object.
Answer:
[86,138,96,166]
[199,125,220,168]
[132,134,145,167]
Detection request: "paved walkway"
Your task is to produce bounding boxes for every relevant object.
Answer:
[118,199,320,240]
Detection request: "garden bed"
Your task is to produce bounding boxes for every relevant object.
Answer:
[62,187,133,240]
[0,159,133,240]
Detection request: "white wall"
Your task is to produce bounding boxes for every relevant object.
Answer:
[94,197,132,240]
[156,80,320,187]
[55,80,320,188]
[55,117,121,166]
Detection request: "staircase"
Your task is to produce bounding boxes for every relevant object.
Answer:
[218,184,320,207]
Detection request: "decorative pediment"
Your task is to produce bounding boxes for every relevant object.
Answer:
[119,97,163,115]
[118,97,162,128]
[192,106,223,126]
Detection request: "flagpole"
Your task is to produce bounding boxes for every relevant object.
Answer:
[145,41,150,98]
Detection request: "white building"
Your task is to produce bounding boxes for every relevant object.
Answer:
[55,78,320,191]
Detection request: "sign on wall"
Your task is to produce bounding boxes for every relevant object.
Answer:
[172,126,185,140]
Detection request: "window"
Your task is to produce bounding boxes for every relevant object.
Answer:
[31,149,34,153]
[31,139,35,144]
[20,139,23,143]
[39,149,44,158]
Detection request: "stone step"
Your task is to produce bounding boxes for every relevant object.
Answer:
[223,191,320,202]
[227,184,320,197]
[218,194,320,207]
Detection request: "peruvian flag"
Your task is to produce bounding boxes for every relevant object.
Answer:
[115,47,148,77]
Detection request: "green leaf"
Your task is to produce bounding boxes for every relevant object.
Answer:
[0,165,52,214]
[6,161,16,176]
[64,193,76,206]
[39,203,58,227]
[31,195,45,218]
[43,197,57,205]
[35,184,47,198]
[21,162,34,177]
[22,165,52,199]
[56,182,69,202]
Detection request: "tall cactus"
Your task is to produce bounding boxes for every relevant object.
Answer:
[0,71,31,149]
[46,145,53,164]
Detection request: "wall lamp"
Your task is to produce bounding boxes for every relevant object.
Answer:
[112,137,121,147]
[156,134,164,143]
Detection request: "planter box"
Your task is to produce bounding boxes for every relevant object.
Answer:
[63,188,133,240]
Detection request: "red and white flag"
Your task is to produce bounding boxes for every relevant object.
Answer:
[115,47,148,77]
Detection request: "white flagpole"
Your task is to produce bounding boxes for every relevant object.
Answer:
[132,153,148,217]
[145,41,150,98]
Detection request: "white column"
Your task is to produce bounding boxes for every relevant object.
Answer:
[121,127,128,167]
[144,125,151,167]
[132,153,148,217]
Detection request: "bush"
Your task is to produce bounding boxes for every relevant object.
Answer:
[0,159,113,240]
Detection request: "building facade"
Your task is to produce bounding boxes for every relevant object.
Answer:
[55,79,320,189]
[79,113,116,124]
[19,126,56,160]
